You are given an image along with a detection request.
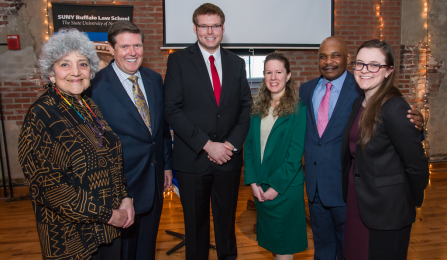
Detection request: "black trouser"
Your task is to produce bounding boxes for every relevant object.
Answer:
[91,237,121,260]
[121,192,163,260]
[368,225,412,260]
[177,164,241,260]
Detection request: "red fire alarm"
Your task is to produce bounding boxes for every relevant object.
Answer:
[7,35,20,50]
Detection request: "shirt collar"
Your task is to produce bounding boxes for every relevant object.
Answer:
[111,61,142,84]
[198,43,221,62]
[322,70,348,90]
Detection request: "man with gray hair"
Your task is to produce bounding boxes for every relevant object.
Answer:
[86,21,173,260]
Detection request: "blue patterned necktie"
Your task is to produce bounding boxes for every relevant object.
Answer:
[128,75,152,135]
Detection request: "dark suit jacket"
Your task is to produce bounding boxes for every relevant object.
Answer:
[86,61,172,214]
[164,42,252,173]
[341,94,429,230]
[299,71,363,206]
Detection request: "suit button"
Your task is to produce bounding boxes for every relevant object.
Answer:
[217,115,221,118]
[213,134,217,137]
[314,162,316,165]
[355,172,360,178]
[318,143,322,147]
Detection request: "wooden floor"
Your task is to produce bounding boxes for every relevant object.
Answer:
[1,167,447,260]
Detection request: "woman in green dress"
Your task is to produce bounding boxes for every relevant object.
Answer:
[244,52,307,260]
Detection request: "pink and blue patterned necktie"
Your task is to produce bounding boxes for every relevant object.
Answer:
[128,75,152,135]
[317,82,332,137]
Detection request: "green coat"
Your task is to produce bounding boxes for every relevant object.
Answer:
[244,101,306,193]
[244,100,308,254]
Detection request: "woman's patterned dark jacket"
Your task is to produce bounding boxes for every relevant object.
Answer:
[18,85,128,260]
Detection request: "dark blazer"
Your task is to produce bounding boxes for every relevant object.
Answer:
[87,61,172,214]
[341,94,429,230]
[164,42,252,173]
[299,71,363,206]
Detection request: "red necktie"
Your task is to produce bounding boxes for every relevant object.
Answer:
[209,55,221,106]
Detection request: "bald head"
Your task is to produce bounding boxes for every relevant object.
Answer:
[318,36,350,81]
[320,37,348,54]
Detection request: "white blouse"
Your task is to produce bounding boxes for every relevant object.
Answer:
[260,107,278,163]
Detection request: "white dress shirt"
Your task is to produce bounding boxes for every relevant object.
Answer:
[111,61,149,106]
[198,43,223,89]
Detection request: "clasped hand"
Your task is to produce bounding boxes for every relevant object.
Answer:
[108,197,135,228]
[250,183,278,202]
[204,140,234,165]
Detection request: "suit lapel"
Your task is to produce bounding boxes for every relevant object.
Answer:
[342,96,363,154]
[219,47,230,110]
[105,63,152,137]
[346,96,363,137]
[321,73,357,138]
[270,115,289,134]
[190,43,218,106]
[140,71,157,137]
[257,113,290,165]
[308,77,322,137]
[253,115,262,166]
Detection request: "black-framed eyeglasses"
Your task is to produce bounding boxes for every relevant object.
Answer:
[196,24,223,31]
[351,61,392,73]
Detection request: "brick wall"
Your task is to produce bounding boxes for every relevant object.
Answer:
[0,0,12,30]
[398,43,446,155]
[0,0,25,30]
[0,0,405,126]
[0,0,41,125]
[399,43,445,104]
[0,1,8,30]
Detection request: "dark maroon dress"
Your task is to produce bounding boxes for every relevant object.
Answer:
[344,106,369,260]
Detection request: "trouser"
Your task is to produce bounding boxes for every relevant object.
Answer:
[177,164,241,260]
[91,237,121,260]
[308,190,346,260]
[121,192,163,260]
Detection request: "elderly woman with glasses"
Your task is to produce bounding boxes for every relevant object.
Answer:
[18,29,134,260]
[341,39,429,260]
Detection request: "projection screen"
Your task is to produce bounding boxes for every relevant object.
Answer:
[163,0,334,49]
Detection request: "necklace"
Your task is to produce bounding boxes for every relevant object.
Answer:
[55,87,106,147]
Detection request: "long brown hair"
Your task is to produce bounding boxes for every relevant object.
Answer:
[251,52,298,118]
[357,39,402,148]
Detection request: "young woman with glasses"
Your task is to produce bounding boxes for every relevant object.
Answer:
[341,39,429,260]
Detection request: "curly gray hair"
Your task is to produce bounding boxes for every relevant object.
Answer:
[39,28,100,80]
